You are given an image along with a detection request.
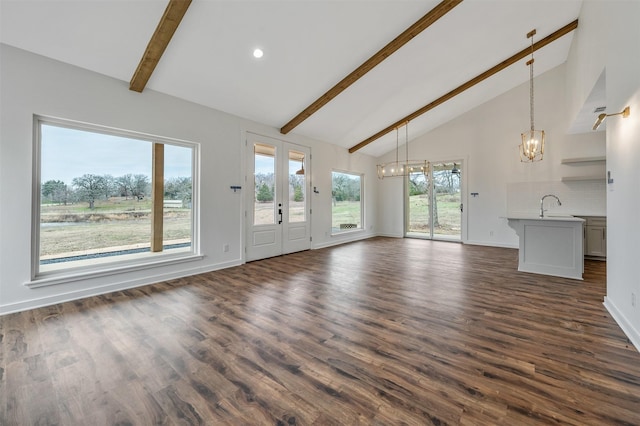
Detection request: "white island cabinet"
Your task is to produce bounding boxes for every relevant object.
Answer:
[507,216,585,280]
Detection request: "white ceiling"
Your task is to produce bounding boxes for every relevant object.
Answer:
[0,0,584,157]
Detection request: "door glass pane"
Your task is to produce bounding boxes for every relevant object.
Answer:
[432,162,461,240]
[254,143,275,225]
[407,170,430,235]
[288,150,305,223]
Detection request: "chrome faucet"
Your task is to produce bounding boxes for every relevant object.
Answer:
[540,194,561,217]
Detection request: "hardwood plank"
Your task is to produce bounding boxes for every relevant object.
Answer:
[0,318,5,426]
[1,237,639,425]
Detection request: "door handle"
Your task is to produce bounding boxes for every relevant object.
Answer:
[278,207,283,224]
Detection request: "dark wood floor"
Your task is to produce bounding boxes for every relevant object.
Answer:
[1,237,639,425]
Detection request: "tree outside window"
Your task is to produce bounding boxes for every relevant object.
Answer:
[331,171,363,233]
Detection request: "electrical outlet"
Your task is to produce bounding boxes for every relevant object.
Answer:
[223,244,229,253]
[632,293,636,307]
[489,230,494,237]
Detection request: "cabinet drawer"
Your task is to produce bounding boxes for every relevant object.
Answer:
[586,217,606,226]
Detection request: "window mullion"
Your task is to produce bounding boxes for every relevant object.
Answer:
[151,143,164,252]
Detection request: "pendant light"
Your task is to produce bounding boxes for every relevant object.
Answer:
[295,157,305,175]
[376,121,428,179]
[519,29,545,162]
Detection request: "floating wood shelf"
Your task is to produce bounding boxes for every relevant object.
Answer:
[561,175,606,182]
[561,156,606,164]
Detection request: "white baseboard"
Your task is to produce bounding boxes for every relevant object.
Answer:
[312,232,377,250]
[603,296,640,353]
[375,232,404,238]
[0,259,243,316]
[311,234,378,250]
[465,239,518,249]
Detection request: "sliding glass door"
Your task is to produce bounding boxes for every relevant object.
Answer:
[406,161,462,241]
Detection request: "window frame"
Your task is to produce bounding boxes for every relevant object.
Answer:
[29,115,201,287]
[330,169,364,235]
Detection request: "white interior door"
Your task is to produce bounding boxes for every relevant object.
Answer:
[246,133,311,261]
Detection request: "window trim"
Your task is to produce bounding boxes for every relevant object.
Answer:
[30,115,200,285]
[330,169,364,235]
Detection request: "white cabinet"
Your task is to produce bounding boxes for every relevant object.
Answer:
[507,216,585,280]
[583,216,606,258]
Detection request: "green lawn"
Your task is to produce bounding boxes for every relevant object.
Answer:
[40,197,191,258]
[332,201,362,229]
[408,193,461,235]
[330,194,460,235]
[40,194,459,259]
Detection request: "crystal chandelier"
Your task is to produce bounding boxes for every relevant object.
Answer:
[520,29,545,162]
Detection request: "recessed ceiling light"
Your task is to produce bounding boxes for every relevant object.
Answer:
[253,48,264,59]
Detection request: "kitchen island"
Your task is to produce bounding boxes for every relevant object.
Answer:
[507,216,585,280]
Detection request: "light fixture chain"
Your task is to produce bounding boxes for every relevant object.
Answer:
[519,28,544,163]
[406,123,409,165]
[395,127,399,164]
[530,33,535,132]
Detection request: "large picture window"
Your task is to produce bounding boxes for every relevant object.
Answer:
[33,117,197,281]
[331,170,363,234]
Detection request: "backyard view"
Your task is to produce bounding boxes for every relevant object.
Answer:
[40,195,192,262]
[407,164,461,239]
[253,148,307,225]
[332,171,362,231]
[38,122,193,266]
[407,193,461,236]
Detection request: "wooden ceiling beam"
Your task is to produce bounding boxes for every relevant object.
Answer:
[349,19,579,154]
[129,0,192,93]
[280,0,463,135]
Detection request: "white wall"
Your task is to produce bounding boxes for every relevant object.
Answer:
[598,1,640,350]
[565,0,608,126]
[376,62,606,247]
[0,44,377,314]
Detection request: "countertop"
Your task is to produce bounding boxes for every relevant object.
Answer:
[504,215,586,222]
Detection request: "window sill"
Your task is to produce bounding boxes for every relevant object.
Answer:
[26,251,204,288]
[331,228,365,237]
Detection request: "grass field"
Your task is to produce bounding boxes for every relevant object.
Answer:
[330,194,460,236]
[332,201,362,229]
[408,193,461,235]
[40,197,191,258]
[40,194,459,259]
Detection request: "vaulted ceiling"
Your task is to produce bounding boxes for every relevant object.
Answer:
[0,0,584,157]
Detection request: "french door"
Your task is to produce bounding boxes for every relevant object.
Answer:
[406,161,462,241]
[245,133,311,261]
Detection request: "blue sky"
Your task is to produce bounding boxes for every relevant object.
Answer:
[255,154,304,176]
[41,124,192,184]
